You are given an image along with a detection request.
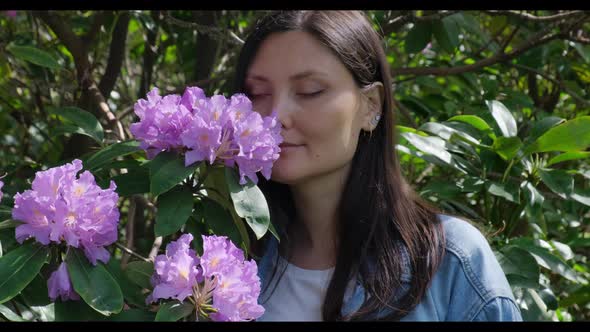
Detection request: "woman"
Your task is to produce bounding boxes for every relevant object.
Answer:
[232,10,522,321]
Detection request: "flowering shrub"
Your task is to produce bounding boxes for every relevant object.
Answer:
[147,234,264,321]
[0,85,280,321]
[130,87,282,185]
[12,159,120,265]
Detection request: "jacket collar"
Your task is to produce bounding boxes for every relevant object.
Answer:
[256,235,412,318]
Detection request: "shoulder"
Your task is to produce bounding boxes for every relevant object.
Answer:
[427,214,521,321]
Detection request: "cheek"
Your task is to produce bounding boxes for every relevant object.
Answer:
[298,95,361,161]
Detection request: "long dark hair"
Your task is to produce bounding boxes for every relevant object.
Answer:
[233,10,445,321]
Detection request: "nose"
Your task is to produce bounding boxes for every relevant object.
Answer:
[273,92,294,129]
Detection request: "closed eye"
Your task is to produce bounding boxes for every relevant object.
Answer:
[297,90,324,98]
[249,93,271,100]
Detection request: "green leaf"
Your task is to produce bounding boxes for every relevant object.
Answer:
[419,122,479,145]
[560,285,590,307]
[420,181,462,199]
[400,132,452,164]
[538,169,574,199]
[54,299,106,321]
[546,151,590,166]
[567,237,590,248]
[154,185,194,237]
[7,44,61,69]
[124,261,154,290]
[433,16,460,53]
[0,242,49,304]
[66,248,124,316]
[155,301,194,322]
[0,219,21,231]
[49,107,104,144]
[225,168,270,240]
[550,240,574,261]
[517,46,545,70]
[492,136,522,161]
[487,181,520,204]
[23,302,55,321]
[202,198,242,247]
[572,42,590,63]
[521,288,553,321]
[571,187,590,207]
[405,21,432,54]
[0,303,25,321]
[84,140,141,171]
[104,259,146,308]
[527,116,564,143]
[107,308,156,321]
[521,181,546,234]
[511,238,582,283]
[525,116,590,154]
[448,115,495,138]
[149,152,199,196]
[202,167,258,247]
[495,246,539,289]
[19,273,51,307]
[111,168,150,196]
[486,100,517,137]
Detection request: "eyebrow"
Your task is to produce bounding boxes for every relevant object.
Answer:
[246,70,328,82]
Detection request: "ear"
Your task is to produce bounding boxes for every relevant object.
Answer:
[360,82,385,132]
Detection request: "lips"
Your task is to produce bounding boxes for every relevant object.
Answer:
[279,142,303,148]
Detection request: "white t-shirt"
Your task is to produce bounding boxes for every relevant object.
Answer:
[257,256,335,321]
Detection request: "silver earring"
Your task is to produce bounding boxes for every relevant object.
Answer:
[370,114,381,127]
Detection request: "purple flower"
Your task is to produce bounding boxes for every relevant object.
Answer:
[200,235,244,277]
[200,235,264,321]
[47,262,80,302]
[231,102,282,184]
[0,179,4,201]
[12,159,120,265]
[130,87,195,159]
[131,86,282,184]
[181,94,230,167]
[3,11,17,18]
[208,259,265,321]
[146,234,202,304]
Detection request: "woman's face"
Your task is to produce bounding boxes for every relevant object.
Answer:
[245,31,375,186]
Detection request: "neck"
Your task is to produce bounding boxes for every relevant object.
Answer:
[287,164,351,268]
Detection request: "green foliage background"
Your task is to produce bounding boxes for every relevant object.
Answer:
[0,10,589,321]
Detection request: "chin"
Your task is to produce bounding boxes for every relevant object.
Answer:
[269,160,305,185]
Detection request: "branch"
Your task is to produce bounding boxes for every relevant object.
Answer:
[88,83,126,140]
[499,26,520,52]
[114,242,150,262]
[392,97,417,128]
[138,11,160,98]
[382,10,459,36]
[33,11,90,85]
[82,11,107,46]
[163,11,244,45]
[392,26,565,77]
[98,12,130,98]
[566,35,590,45]
[511,63,590,106]
[149,236,163,261]
[121,195,136,267]
[484,10,585,22]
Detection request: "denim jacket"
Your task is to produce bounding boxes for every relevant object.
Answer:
[255,214,523,321]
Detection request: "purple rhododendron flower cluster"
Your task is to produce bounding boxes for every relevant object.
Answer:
[147,233,265,322]
[130,86,282,185]
[11,159,120,265]
[147,233,203,304]
[47,262,80,302]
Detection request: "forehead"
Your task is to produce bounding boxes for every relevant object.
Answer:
[247,30,351,82]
